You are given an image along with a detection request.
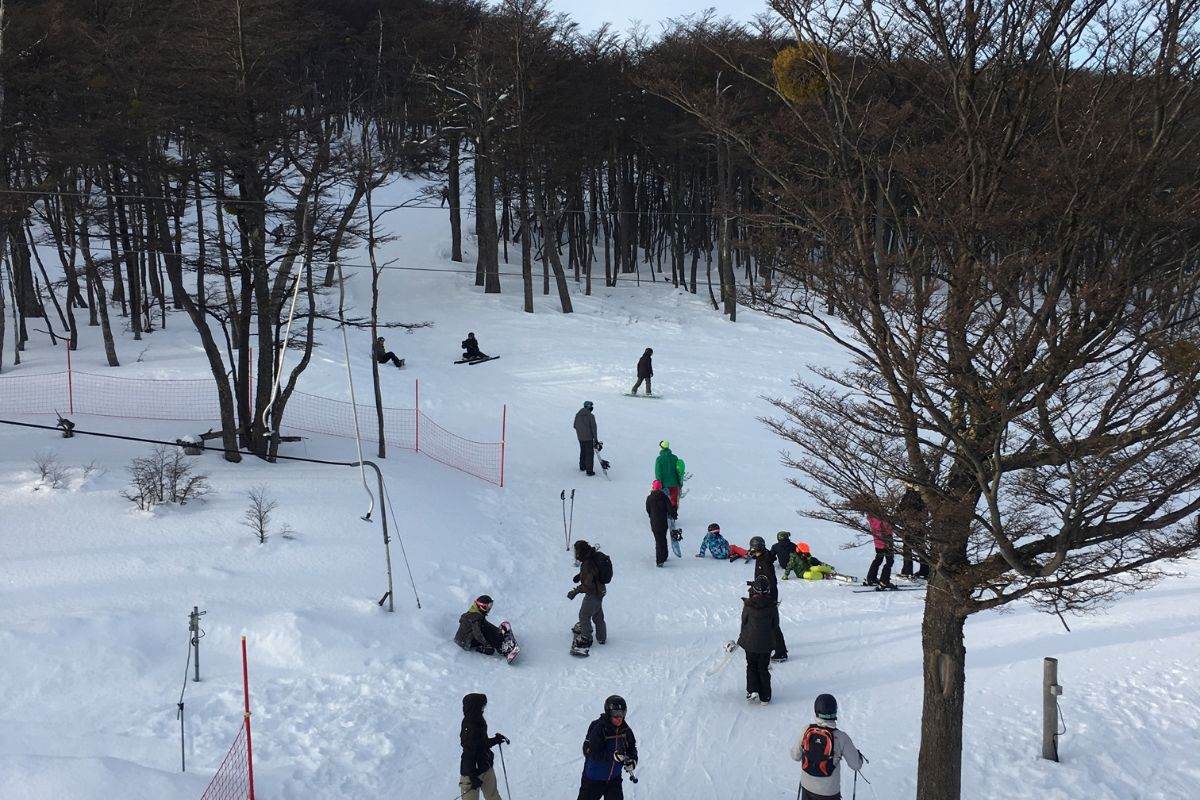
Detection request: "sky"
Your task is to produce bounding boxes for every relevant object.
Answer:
[550,0,766,36]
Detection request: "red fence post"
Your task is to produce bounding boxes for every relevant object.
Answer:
[241,635,255,800]
[66,345,74,415]
[414,379,420,453]
[499,404,507,488]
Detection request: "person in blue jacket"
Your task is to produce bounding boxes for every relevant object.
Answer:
[577,695,638,799]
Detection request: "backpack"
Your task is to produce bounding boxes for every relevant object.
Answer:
[801,725,837,777]
[594,551,614,584]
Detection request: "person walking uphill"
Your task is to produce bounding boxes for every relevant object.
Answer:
[739,576,778,704]
[569,540,612,656]
[653,441,685,513]
[575,402,598,476]
[645,480,673,567]
[577,695,638,800]
[631,347,653,396]
[790,693,864,800]
[459,693,510,800]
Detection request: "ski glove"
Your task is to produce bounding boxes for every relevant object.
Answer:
[491,734,511,746]
[567,589,578,600]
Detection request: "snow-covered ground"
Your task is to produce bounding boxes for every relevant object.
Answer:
[2,189,1199,800]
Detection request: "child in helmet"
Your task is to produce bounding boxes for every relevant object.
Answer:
[696,522,731,559]
[578,695,638,799]
[738,575,778,704]
[783,541,835,581]
[790,693,864,799]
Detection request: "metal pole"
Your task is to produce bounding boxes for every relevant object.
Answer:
[414,379,420,454]
[360,460,395,612]
[1042,656,1061,761]
[66,344,74,414]
[190,607,200,682]
[499,404,507,487]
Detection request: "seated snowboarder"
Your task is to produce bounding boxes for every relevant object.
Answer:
[454,595,514,658]
[727,543,753,562]
[696,522,731,559]
[771,530,796,571]
[783,541,835,580]
[462,332,488,361]
[373,336,404,368]
[632,347,653,395]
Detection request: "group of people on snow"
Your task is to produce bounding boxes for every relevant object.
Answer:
[369,330,495,370]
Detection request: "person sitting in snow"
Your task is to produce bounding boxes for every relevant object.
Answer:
[783,541,835,581]
[462,332,488,361]
[771,530,797,571]
[696,522,731,559]
[727,542,753,562]
[454,595,508,656]
[374,336,404,369]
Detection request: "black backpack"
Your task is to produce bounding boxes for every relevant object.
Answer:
[594,551,614,584]
[801,725,836,777]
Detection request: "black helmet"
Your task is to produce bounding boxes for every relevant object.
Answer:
[604,695,627,716]
[749,576,770,595]
[749,535,766,552]
[815,693,838,720]
[707,523,721,533]
[776,530,791,542]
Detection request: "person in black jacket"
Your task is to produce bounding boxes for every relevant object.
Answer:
[631,348,653,395]
[462,332,487,361]
[748,536,788,662]
[739,576,779,704]
[373,336,404,368]
[569,540,607,647]
[458,693,509,800]
[574,402,598,476]
[578,695,638,799]
[645,480,673,567]
[454,595,505,655]
[770,531,796,571]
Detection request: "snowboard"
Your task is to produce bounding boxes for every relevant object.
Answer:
[570,624,591,658]
[453,355,501,365]
[670,528,683,558]
[623,392,663,399]
[826,572,859,584]
[705,640,740,676]
[499,621,520,665]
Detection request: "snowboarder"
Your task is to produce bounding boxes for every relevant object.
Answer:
[577,695,638,800]
[574,402,598,476]
[727,543,753,562]
[789,693,864,800]
[770,530,796,571]
[748,536,788,662]
[653,440,685,515]
[454,596,518,661]
[569,540,610,654]
[373,336,404,369]
[462,332,488,361]
[865,515,895,588]
[458,693,510,800]
[696,522,731,559]
[645,480,673,567]
[897,484,930,579]
[783,542,835,581]
[739,575,778,704]
[631,347,653,396]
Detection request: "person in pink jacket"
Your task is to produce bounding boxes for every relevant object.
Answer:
[865,515,895,588]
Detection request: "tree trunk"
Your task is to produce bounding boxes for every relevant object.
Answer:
[916,575,967,800]
[78,223,120,366]
[474,144,501,293]
[448,134,463,263]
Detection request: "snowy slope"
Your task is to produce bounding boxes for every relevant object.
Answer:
[1,185,1199,800]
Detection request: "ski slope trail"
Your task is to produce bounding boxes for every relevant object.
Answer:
[2,194,1199,799]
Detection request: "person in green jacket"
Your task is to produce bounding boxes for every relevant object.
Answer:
[654,440,685,514]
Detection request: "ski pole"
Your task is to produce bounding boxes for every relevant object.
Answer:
[498,741,512,799]
[853,769,858,800]
[561,490,568,551]
[569,489,575,541]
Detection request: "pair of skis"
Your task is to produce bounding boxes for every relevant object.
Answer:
[453,355,501,365]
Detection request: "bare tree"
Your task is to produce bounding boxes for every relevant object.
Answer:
[242,485,278,545]
[122,446,211,510]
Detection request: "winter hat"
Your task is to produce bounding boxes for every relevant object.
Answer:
[659,439,670,449]
[777,530,792,542]
[583,401,594,410]
[463,693,487,716]
[796,541,811,554]
[652,479,663,490]
[707,523,721,533]
[814,693,838,721]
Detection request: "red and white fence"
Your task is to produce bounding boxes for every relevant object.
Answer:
[200,636,256,800]
[0,361,506,486]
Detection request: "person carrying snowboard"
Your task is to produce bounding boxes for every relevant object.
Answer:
[631,347,653,396]
[373,336,404,369]
[739,575,778,704]
[789,693,864,800]
[653,440,685,515]
[577,695,638,800]
[569,540,610,653]
[462,332,488,361]
[771,530,797,571]
[458,693,510,800]
[574,401,598,476]
[696,522,731,559]
[783,541,835,581]
[748,536,788,662]
[865,514,895,589]
[645,480,672,567]
[454,595,516,659]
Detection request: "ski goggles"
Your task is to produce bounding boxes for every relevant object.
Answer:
[610,713,625,723]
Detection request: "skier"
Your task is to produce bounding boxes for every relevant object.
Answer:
[748,536,788,662]
[458,693,510,800]
[865,515,895,588]
[738,575,778,704]
[462,332,488,361]
[631,347,653,396]
[373,336,404,369]
[454,595,516,659]
[653,440,685,515]
[645,479,673,567]
[783,541,835,581]
[569,540,611,654]
[897,484,930,579]
[770,530,796,571]
[696,522,731,559]
[574,401,598,476]
[789,693,864,800]
[577,695,638,800]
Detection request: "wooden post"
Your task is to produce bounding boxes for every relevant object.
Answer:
[1042,657,1061,761]
[242,635,256,799]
